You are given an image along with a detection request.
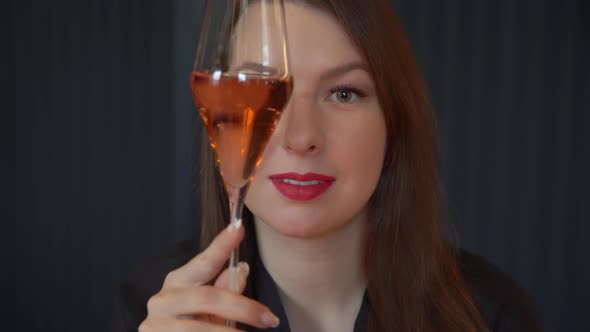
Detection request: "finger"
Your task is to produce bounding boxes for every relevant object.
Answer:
[149,285,280,329]
[163,223,245,288]
[139,318,246,332]
[214,262,250,293]
[210,262,250,325]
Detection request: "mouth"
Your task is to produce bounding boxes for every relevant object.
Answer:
[269,172,335,201]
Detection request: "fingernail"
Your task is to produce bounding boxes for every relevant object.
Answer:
[239,262,250,277]
[226,220,242,233]
[260,312,280,328]
[238,262,250,288]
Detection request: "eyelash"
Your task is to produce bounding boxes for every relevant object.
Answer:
[328,85,367,102]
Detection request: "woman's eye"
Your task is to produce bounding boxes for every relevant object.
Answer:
[327,87,364,103]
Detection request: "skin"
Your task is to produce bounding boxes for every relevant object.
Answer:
[244,3,386,332]
[140,3,386,332]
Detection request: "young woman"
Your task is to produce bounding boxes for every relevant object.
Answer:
[113,1,542,331]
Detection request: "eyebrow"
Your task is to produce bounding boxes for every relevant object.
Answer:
[233,62,279,75]
[319,61,369,80]
[234,61,370,79]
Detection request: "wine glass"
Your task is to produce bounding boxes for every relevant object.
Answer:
[190,0,292,326]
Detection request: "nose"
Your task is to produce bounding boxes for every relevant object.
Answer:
[279,93,324,156]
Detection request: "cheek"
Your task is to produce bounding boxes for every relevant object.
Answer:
[243,142,278,210]
[327,110,387,183]
[243,106,386,227]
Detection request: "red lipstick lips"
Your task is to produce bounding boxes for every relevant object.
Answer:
[269,172,335,201]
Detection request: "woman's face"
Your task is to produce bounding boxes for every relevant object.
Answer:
[243,3,387,238]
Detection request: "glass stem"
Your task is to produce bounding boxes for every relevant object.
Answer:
[226,185,246,328]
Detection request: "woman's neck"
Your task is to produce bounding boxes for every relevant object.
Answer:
[253,214,367,330]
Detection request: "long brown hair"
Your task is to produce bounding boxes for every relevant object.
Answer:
[198,0,489,331]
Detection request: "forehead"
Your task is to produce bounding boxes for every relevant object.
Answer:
[284,3,363,66]
[235,2,364,71]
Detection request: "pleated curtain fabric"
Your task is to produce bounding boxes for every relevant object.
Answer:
[13,1,176,331]
[388,1,589,330]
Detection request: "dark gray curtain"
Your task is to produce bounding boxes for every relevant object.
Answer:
[12,1,177,331]
[11,0,588,331]
[389,1,589,331]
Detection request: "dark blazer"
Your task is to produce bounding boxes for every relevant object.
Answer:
[111,234,543,332]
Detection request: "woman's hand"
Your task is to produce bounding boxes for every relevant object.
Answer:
[139,224,280,331]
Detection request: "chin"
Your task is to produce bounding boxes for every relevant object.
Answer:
[272,221,325,238]
[254,210,350,239]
